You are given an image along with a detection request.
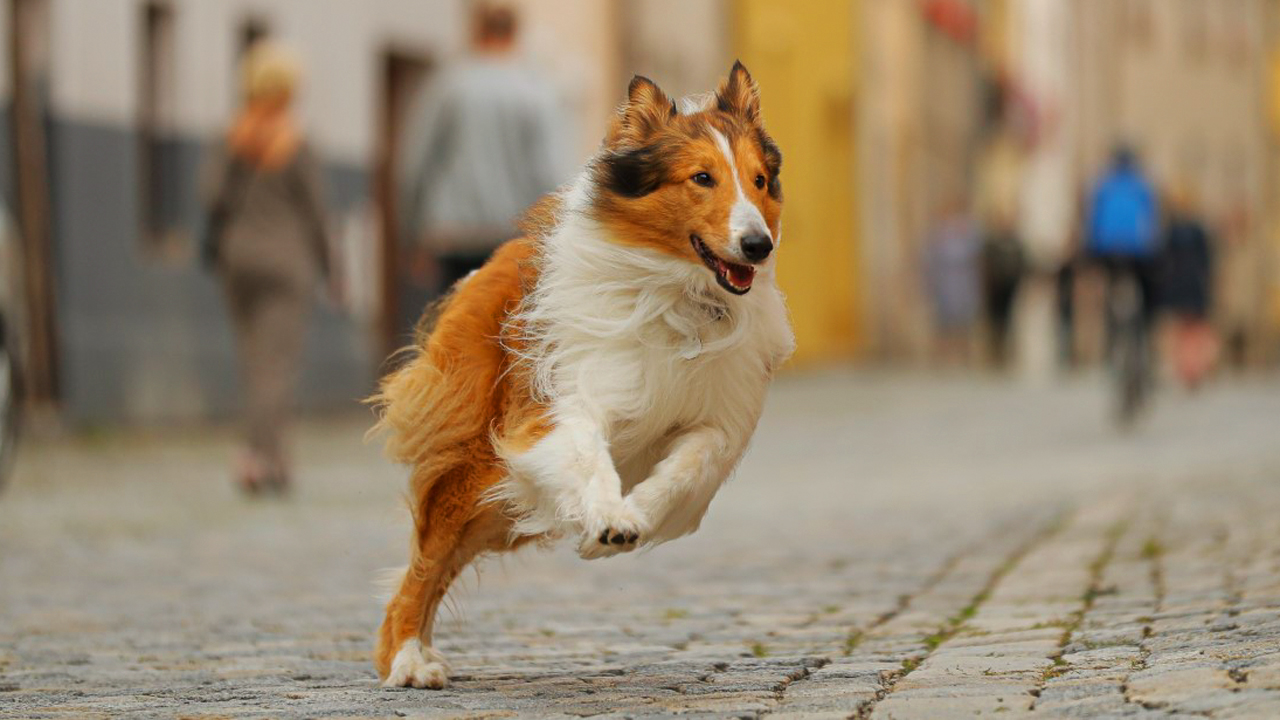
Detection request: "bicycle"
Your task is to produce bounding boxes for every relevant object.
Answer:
[1104,262,1152,427]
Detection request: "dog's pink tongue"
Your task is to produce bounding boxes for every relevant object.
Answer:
[728,264,755,288]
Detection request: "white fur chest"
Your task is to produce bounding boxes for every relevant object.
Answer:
[601,288,778,444]
[497,213,794,542]
[513,224,794,475]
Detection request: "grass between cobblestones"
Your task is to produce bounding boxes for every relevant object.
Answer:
[1121,524,1168,705]
[840,544,968,659]
[1037,519,1128,693]
[853,511,1070,717]
[7,377,1280,718]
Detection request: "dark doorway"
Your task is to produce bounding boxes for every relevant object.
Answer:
[8,0,57,403]
[138,0,179,251]
[374,49,430,361]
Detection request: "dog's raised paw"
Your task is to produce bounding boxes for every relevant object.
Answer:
[383,639,449,689]
[578,502,646,559]
[597,528,640,545]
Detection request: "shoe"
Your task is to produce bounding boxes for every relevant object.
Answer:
[235,450,270,496]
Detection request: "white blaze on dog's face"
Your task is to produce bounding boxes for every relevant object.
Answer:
[590,61,783,296]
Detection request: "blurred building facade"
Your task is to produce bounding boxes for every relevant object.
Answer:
[1072,0,1276,367]
[850,0,1280,368]
[858,0,992,361]
[0,0,622,424]
[1,0,1278,424]
[1008,0,1280,369]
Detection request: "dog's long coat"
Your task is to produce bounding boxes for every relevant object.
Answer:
[373,62,794,689]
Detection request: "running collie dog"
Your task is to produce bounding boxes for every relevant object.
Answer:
[372,62,794,689]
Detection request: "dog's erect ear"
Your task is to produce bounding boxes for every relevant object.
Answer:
[715,60,761,123]
[606,75,676,146]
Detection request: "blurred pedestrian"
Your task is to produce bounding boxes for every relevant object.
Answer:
[1055,193,1090,371]
[203,41,334,495]
[979,211,1026,369]
[1160,183,1216,389]
[924,199,981,366]
[973,115,1027,372]
[399,2,567,293]
[1085,145,1161,340]
[1054,249,1080,370]
[1216,199,1258,371]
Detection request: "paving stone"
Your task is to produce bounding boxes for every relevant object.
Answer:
[1125,666,1238,706]
[3,376,1280,718]
[872,692,1034,718]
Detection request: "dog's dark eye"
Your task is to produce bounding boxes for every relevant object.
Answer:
[691,172,715,188]
[754,174,766,190]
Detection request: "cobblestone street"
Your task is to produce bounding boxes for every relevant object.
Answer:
[2,372,1280,719]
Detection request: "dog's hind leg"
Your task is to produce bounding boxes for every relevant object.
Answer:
[375,464,514,689]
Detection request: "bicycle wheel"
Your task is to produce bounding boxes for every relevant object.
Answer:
[1109,275,1148,427]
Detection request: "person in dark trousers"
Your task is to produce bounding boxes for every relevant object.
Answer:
[399,3,567,295]
[1055,196,1091,371]
[204,41,335,495]
[1055,250,1079,369]
[924,200,982,366]
[1160,184,1216,389]
[980,226,1026,369]
[1085,145,1161,345]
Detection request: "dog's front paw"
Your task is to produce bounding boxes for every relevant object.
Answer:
[578,500,647,559]
[382,639,449,689]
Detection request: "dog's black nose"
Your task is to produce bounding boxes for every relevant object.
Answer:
[740,233,773,263]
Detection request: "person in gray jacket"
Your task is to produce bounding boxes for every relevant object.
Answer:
[205,41,334,495]
[399,2,568,291]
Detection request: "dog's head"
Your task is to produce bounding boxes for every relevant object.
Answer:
[590,61,782,296]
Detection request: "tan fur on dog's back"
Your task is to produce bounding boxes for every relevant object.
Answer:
[371,238,541,490]
[369,238,547,679]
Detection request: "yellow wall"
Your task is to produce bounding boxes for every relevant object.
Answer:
[732,0,861,364]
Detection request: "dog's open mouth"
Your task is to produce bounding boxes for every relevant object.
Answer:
[691,235,755,295]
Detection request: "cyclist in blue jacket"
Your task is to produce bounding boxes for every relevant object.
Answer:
[1086,145,1161,327]
[1087,146,1162,420]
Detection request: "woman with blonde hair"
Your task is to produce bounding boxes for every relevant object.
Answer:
[204,41,334,494]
